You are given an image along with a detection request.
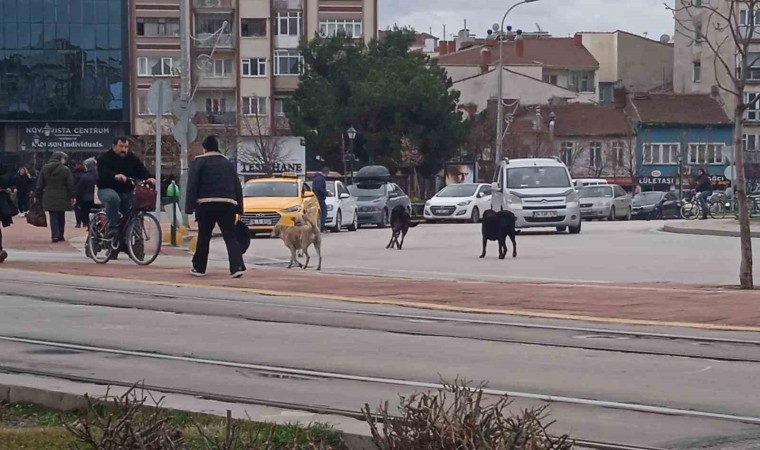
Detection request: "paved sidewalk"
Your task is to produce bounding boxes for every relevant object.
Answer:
[663,218,760,238]
[4,261,760,330]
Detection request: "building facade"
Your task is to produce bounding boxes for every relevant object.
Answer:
[0,0,130,168]
[130,0,377,175]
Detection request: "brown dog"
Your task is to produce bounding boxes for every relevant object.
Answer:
[271,208,322,270]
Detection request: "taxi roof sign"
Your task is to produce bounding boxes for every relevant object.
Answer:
[280,172,298,178]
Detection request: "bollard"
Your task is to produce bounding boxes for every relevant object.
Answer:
[166,181,180,247]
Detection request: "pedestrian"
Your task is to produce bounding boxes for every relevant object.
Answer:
[72,163,86,227]
[36,151,76,243]
[185,135,246,278]
[13,166,32,214]
[76,158,98,228]
[313,167,330,232]
[633,183,642,196]
[0,161,16,263]
[694,168,713,220]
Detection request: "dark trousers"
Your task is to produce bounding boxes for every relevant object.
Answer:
[0,226,3,251]
[76,200,94,226]
[318,197,327,231]
[192,202,245,274]
[48,211,66,240]
[17,192,29,213]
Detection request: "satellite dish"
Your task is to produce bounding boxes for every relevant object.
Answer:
[492,24,500,31]
[660,34,670,43]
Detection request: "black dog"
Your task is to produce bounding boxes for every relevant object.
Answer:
[386,206,419,250]
[480,209,517,259]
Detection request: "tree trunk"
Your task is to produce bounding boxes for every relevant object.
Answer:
[733,106,754,289]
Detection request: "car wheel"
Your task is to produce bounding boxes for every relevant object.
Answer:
[556,226,567,232]
[470,207,480,223]
[608,207,616,221]
[378,209,388,228]
[347,213,358,231]
[331,211,342,233]
[569,221,582,234]
[625,207,631,221]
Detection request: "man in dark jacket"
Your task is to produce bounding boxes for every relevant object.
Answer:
[186,135,245,278]
[36,151,75,242]
[0,162,15,262]
[313,167,330,232]
[97,137,154,232]
[76,158,98,227]
[694,168,713,220]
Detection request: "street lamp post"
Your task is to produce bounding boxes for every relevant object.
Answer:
[677,154,684,200]
[494,0,540,163]
[347,126,357,185]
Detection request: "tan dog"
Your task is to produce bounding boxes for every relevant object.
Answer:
[271,208,322,270]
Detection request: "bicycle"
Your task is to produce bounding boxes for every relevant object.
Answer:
[680,190,726,220]
[86,179,162,265]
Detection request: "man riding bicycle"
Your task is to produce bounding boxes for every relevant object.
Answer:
[96,137,155,252]
[694,168,713,220]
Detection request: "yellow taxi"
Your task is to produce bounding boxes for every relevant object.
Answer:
[241,174,321,235]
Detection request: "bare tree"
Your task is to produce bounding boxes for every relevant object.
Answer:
[669,0,756,288]
[239,114,289,177]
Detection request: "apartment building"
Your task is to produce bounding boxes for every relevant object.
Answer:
[130,0,377,166]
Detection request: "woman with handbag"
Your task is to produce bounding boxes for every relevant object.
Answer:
[13,166,32,215]
[0,161,18,263]
[36,152,76,243]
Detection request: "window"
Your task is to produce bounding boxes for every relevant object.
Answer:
[196,14,231,35]
[642,144,679,164]
[694,22,703,44]
[206,98,227,114]
[739,9,760,38]
[241,18,267,37]
[209,59,233,77]
[137,18,180,37]
[744,133,760,151]
[274,50,302,75]
[319,19,362,38]
[242,96,267,115]
[137,57,176,76]
[744,92,760,121]
[570,71,595,92]
[693,62,701,82]
[688,143,724,165]
[560,141,574,165]
[611,141,626,167]
[589,142,603,168]
[137,95,171,116]
[241,58,267,77]
[275,12,303,36]
[274,98,286,116]
[740,53,760,80]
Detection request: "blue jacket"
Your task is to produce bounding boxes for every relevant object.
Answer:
[313,172,328,201]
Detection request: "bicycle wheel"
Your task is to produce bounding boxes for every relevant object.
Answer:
[126,212,162,266]
[87,212,113,264]
[709,201,727,219]
[680,202,700,220]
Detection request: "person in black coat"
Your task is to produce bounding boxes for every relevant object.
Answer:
[72,164,86,227]
[694,168,713,220]
[185,135,245,278]
[13,166,32,214]
[0,162,15,262]
[313,167,330,232]
[76,158,98,228]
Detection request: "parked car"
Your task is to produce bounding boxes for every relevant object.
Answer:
[579,184,631,221]
[575,178,608,190]
[305,179,358,232]
[349,166,411,228]
[241,174,320,236]
[491,158,582,234]
[424,183,492,223]
[631,191,681,220]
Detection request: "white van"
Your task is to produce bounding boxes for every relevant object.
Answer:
[491,158,582,234]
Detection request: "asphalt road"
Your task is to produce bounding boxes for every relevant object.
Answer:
[218,220,760,285]
[1,272,760,448]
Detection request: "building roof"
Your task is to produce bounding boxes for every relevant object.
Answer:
[508,103,632,137]
[437,37,599,69]
[627,94,731,126]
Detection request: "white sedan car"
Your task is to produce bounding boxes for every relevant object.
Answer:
[424,183,492,223]
[306,180,359,232]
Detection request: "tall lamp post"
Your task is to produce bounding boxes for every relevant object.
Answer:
[347,126,357,185]
[494,0,540,163]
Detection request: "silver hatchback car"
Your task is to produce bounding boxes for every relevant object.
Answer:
[579,184,632,221]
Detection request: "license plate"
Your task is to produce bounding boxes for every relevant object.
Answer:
[248,219,268,225]
[533,211,557,218]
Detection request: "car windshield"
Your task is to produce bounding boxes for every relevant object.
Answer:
[243,182,298,197]
[437,184,478,197]
[579,186,613,198]
[348,183,386,198]
[305,181,336,196]
[633,192,664,205]
[506,167,571,189]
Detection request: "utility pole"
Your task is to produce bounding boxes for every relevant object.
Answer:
[178,0,192,226]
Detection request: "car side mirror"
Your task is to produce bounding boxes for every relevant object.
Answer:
[303,191,315,198]
[339,193,350,199]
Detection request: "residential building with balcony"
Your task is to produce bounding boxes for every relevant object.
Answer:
[130,0,377,175]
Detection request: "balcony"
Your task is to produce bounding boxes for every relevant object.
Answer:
[195,33,234,48]
[193,0,233,9]
[195,14,235,48]
[194,111,237,127]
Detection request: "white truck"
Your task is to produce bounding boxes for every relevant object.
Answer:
[491,158,582,234]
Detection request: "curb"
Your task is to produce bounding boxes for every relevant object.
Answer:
[0,378,378,450]
[662,224,760,238]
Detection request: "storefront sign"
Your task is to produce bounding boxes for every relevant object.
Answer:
[21,123,115,151]
[237,136,306,176]
[638,177,675,185]
[650,170,662,177]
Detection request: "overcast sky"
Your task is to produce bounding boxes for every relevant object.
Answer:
[379,0,675,42]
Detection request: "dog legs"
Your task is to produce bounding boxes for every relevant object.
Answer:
[480,236,488,258]
[302,247,311,270]
[386,232,397,249]
[314,241,322,271]
[509,233,517,258]
[498,238,507,260]
[287,247,299,269]
[397,230,406,250]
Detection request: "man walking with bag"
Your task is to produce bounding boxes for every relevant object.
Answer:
[36,152,75,243]
[185,135,246,278]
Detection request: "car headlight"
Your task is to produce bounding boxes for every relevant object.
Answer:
[282,205,302,213]
[506,192,521,205]
[425,201,431,206]
[457,200,472,207]
[327,204,334,211]
[566,191,578,203]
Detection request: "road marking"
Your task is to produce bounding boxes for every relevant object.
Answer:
[2,335,760,426]
[687,366,713,374]
[4,268,760,332]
